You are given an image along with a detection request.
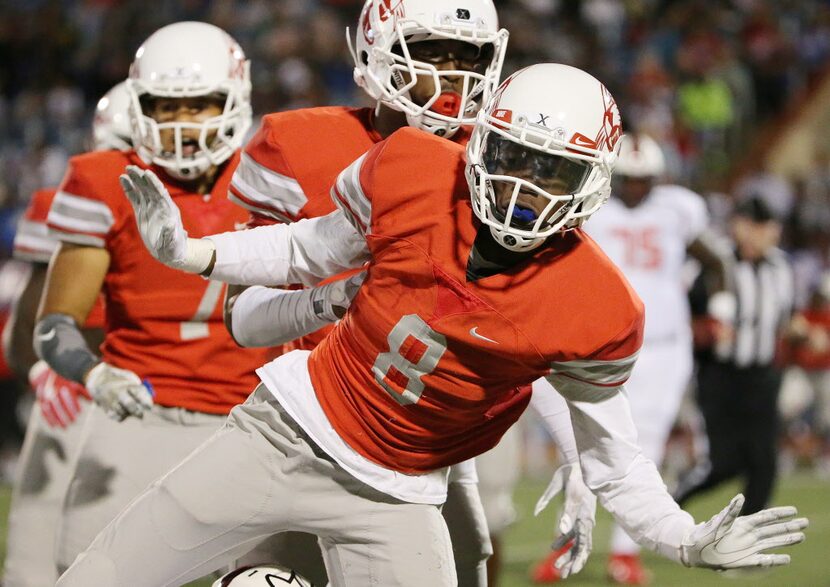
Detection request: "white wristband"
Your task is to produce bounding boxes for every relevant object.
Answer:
[177,238,216,274]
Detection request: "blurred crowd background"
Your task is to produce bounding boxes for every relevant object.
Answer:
[1,0,829,483]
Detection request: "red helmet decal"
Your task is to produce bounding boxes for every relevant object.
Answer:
[570,133,598,149]
[361,3,375,44]
[228,41,246,80]
[595,85,622,151]
[379,0,406,22]
[492,108,513,126]
[491,108,513,130]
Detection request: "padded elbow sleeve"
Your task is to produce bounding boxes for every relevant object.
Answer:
[34,313,100,384]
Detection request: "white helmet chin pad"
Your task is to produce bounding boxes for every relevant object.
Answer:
[350,0,508,137]
[466,63,623,251]
[127,21,252,180]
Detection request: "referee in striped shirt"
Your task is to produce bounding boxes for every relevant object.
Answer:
[675,196,793,514]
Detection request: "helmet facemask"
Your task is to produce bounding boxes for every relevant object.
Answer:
[127,70,251,182]
[350,4,508,138]
[467,111,616,252]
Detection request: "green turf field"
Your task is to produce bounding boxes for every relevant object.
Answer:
[1,474,826,586]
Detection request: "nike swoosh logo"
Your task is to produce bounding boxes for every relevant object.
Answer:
[36,328,57,342]
[470,326,498,345]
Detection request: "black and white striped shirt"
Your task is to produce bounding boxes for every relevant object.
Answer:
[717,248,793,368]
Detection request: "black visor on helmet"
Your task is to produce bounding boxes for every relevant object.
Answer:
[483,133,591,195]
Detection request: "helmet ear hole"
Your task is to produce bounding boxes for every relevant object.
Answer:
[360,50,369,66]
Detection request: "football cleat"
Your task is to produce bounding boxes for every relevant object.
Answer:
[606,553,652,586]
[529,543,572,584]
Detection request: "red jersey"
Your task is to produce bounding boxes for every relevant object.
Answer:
[14,188,105,329]
[307,128,644,473]
[46,151,270,414]
[789,308,830,371]
[230,106,470,351]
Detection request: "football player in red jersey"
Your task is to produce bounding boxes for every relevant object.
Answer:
[61,64,807,587]
[32,22,273,574]
[1,82,130,587]
[225,2,591,583]
[223,1,511,583]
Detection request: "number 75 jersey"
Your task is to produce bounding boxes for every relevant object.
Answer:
[307,128,645,474]
[47,150,270,414]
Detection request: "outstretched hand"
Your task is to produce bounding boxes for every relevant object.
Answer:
[120,166,189,268]
[681,494,808,570]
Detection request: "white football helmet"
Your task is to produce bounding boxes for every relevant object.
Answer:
[349,0,508,138]
[127,21,252,180]
[93,81,133,151]
[467,63,623,251]
[212,565,313,587]
[615,133,665,178]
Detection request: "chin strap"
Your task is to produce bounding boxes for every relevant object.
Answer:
[489,225,546,252]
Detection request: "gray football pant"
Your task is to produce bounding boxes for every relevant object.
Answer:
[3,407,87,587]
[241,479,490,587]
[57,385,459,587]
[55,401,227,571]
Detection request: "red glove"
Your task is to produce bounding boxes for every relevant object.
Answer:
[28,360,90,428]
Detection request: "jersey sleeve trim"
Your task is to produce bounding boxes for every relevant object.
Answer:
[13,218,57,263]
[331,153,371,236]
[229,152,308,222]
[547,350,639,399]
[46,191,113,248]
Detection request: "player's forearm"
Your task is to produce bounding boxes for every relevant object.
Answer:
[529,378,578,464]
[206,212,369,286]
[230,286,333,347]
[565,389,694,562]
[3,264,45,382]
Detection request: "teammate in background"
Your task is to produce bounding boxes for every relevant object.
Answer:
[786,273,830,475]
[226,2,506,584]
[1,82,131,587]
[32,22,272,574]
[61,63,806,587]
[530,133,731,585]
[224,2,591,584]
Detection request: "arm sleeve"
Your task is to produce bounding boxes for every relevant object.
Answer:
[34,313,100,384]
[529,378,578,465]
[206,209,370,286]
[231,286,333,348]
[550,379,695,562]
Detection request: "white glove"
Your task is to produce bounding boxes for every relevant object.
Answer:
[312,271,367,321]
[120,166,214,273]
[534,462,597,578]
[681,494,808,570]
[84,362,154,422]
